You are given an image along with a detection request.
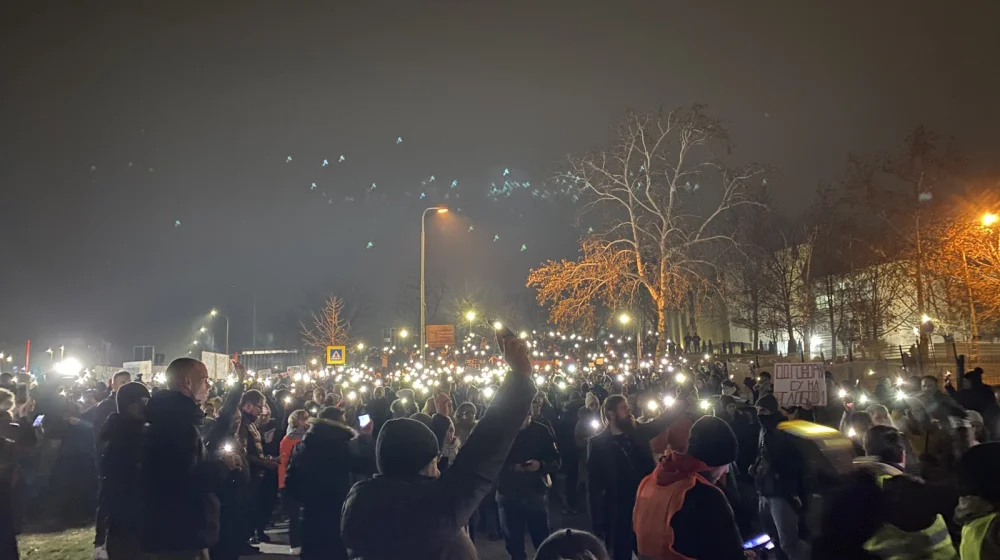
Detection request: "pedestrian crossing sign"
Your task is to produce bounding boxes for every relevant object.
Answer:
[326,345,346,365]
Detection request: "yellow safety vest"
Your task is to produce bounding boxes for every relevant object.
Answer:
[960,512,997,560]
[862,475,958,559]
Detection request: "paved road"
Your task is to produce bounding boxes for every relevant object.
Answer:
[246,500,590,560]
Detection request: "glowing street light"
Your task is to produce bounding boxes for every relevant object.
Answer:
[199,327,207,333]
[357,342,366,351]
[619,313,630,325]
[210,309,230,355]
[983,212,998,227]
[420,206,448,363]
[399,329,409,339]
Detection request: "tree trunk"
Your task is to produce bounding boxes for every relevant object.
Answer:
[655,299,668,359]
[826,277,838,359]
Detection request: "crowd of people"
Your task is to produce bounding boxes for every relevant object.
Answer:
[0,326,999,559]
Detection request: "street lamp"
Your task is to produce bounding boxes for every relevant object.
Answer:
[59,345,65,360]
[399,329,409,339]
[420,206,448,363]
[357,342,365,351]
[465,310,476,339]
[45,348,53,364]
[210,309,230,356]
[983,212,998,227]
[619,313,630,325]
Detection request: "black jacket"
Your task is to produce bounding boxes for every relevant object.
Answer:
[497,420,561,499]
[341,373,535,560]
[752,418,804,499]
[670,478,746,559]
[99,413,145,534]
[285,420,373,560]
[587,414,672,535]
[92,394,118,466]
[141,390,225,552]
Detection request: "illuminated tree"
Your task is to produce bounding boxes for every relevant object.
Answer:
[529,106,764,357]
[301,295,352,349]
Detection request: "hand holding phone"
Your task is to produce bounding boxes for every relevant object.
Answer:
[358,414,371,429]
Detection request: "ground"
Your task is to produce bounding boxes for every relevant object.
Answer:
[17,505,587,559]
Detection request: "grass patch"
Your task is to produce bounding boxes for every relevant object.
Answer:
[18,526,93,559]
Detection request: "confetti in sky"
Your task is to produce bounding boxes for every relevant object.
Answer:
[311,183,317,190]
[286,156,292,163]
[396,136,403,144]
[419,192,426,199]
[521,244,527,252]
[451,180,458,188]
[338,155,346,163]
[174,220,181,227]
[90,165,96,172]
[587,227,594,233]
[322,159,329,167]
[503,168,510,176]
[468,225,474,232]
[493,234,500,242]
[370,183,377,191]
[366,241,374,249]
[429,175,436,182]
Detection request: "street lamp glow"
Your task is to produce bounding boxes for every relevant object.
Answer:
[210,309,218,317]
[921,314,932,323]
[983,212,999,227]
[465,310,476,322]
[199,327,206,333]
[192,340,198,345]
[357,342,365,351]
[437,208,449,214]
[493,321,504,330]
[399,329,408,338]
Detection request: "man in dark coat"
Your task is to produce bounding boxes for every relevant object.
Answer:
[587,394,674,560]
[341,331,535,560]
[142,358,237,560]
[99,382,150,560]
[285,407,374,560]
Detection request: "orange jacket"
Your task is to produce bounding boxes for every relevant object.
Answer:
[278,433,304,489]
[633,452,713,560]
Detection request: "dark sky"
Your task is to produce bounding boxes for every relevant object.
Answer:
[2,1,999,363]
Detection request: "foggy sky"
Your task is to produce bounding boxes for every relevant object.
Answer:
[2,0,999,362]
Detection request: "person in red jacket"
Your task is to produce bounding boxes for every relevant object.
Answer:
[633,416,745,559]
[278,409,309,555]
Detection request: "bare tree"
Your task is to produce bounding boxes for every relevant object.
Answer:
[301,295,352,350]
[529,105,764,357]
[394,276,447,329]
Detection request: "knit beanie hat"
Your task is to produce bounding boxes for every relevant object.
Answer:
[756,393,780,414]
[535,529,610,560]
[116,382,151,414]
[376,418,441,476]
[957,442,1000,502]
[686,416,739,467]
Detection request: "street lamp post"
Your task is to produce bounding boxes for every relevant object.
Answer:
[210,309,230,356]
[465,310,476,341]
[420,206,448,363]
[231,284,257,356]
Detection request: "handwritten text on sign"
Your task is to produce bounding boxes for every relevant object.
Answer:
[773,363,827,407]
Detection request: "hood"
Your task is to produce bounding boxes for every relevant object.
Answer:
[654,451,711,487]
[145,390,203,426]
[304,418,356,443]
[99,412,145,442]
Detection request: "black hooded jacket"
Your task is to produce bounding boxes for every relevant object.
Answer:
[285,420,373,560]
[141,390,225,552]
[99,413,146,534]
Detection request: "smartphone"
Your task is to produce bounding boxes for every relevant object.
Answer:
[32,414,45,428]
[488,317,516,339]
[358,414,371,429]
[742,534,771,550]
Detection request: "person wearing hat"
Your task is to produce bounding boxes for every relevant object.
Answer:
[751,393,809,560]
[632,416,744,559]
[955,442,1000,560]
[98,381,150,560]
[341,330,536,560]
[285,406,374,560]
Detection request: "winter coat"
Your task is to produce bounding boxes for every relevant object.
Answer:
[285,420,373,560]
[587,413,674,537]
[99,413,146,536]
[141,390,225,552]
[278,427,306,489]
[341,373,535,560]
[92,394,118,468]
[497,420,561,499]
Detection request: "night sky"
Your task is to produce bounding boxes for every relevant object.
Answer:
[2,1,999,363]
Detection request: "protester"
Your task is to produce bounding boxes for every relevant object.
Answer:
[534,528,611,560]
[496,408,561,560]
[587,394,673,560]
[854,425,958,558]
[236,390,278,545]
[141,358,238,560]
[98,382,150,560]
[633,416,744,559]
[341,330,535,559]
[278,409,309,555]
[752,393,809,560]
[285,406,374,560]
[454,402,478,445]
[954,442,1000,559]
[431,413,461,472]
